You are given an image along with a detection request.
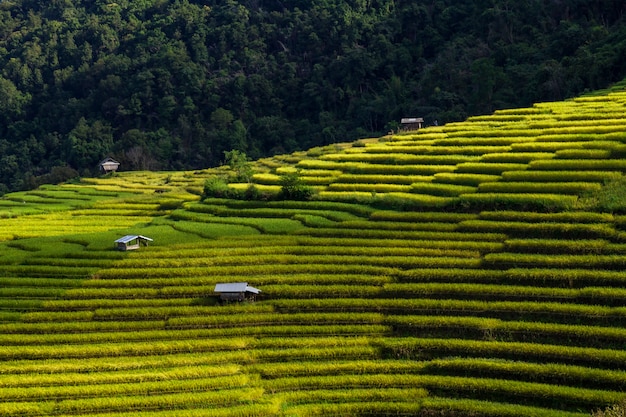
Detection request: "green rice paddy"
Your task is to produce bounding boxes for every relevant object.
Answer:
[3,82,626,416]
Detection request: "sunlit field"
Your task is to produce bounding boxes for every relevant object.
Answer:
[3,81,626,416]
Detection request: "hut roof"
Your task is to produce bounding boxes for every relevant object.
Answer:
[214,282,261,294]
[99,157,120,165]
[114,235,153,244]
[401,117,424,124]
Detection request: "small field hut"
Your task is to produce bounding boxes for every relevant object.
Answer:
[400,117,424,131]
[114,235,153,251]
[214,282,261,302]
[99,157,120,174]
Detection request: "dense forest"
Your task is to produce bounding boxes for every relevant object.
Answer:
[1,0,626,193]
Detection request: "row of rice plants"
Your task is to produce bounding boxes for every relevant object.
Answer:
[297,159,458,175]
[478,210,614,223]
[455,193,579,211]
[410,182,477,196]
[320,152,478,165]
[477,182,602,195]
[335,219,461,233]
[371,191,456,208]
[0,364,241,388]
[441,127,539,138]
[0,387,266,417]
[368,210,478,222]
[169,210,303,234]
[277,388,427,409]
[0,374,254,402]
[265,372,622,411]
[455,162,529,175]
[0,319,166,335]
[104,253,482,271]
[458,219,615,239]
[501,170,622,182]
[529,158,626,170]
[326,183,412,193]
[271,298,626,326]
[400,267,626,288]
[380,283,589,303]
[201,198,376,217]
[114,242,477,260]
[379,337,626,370]
[432,172,502,186]
[359,144,493,155]
[283,398,586,417]
[479,152,555,163]
[484,252,626,270]
[504,238,610,254]
[74,274,391,294]
[0,337,252,360]
[333,173,432,184]
[93,263,399,280]
[0,351,254,376]
[167,312,385,329]
[0,213,156,240]
[394,143,516,154]
[424,357,626,391]
[0,324,390,346]
[554,149,613,159]
[388,315,626,349]
[510,139,620,152]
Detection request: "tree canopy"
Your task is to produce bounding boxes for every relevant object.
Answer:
[1,0,626,193]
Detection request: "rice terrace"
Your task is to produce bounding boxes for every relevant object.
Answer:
[5,82,626,416]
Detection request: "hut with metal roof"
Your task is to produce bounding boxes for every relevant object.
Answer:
[214,282,261,302]
[114,235,153,251]
[99,157,120,174]
[400,117,424,131]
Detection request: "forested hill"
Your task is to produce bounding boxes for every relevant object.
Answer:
[1,1,626,194]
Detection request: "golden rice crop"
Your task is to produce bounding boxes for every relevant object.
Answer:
[501,170,622,182]
[555,149,613,159]
[334,174,433,184]
[455,162,529,174]
[411,182,476,197]
[530,159,626,170]
[433,172,502,186]
[320,152,477,165]
[327,183,412,193]
[478,210,614,223]
[478,181,602,195]
[480,152,555,163]
[457,193,577,211]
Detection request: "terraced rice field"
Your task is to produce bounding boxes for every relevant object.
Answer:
[3,82,626,416]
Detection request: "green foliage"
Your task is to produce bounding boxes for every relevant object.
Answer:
[2,1,626,192]
[202,176,242,200]
[224,149,253,182]
[581,177,626,213]
[278,171,313,201]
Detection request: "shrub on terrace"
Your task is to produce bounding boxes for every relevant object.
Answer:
[202,177,243,200]
[278,171,313,201]
[224,150,253,183]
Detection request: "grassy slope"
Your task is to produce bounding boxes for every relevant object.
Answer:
[3,82,626,416]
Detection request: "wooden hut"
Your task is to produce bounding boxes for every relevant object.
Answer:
[400,117,424,131]
[214,282,261,302]
[99,157,120,174]
[114,235,153,251]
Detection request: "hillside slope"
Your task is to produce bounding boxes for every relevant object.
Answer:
[2,83,626,415]
[2,0,626,192]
